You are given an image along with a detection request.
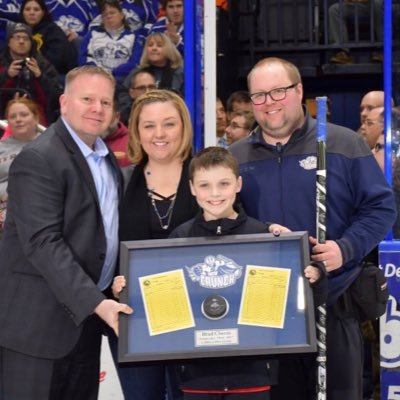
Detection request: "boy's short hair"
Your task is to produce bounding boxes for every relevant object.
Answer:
[189,146,240,180]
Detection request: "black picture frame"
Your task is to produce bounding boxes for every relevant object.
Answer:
[118,231,316,363]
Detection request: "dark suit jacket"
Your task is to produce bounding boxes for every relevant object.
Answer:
[0,118,121,359]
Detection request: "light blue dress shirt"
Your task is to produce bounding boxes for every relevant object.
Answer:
[62,118,119,290]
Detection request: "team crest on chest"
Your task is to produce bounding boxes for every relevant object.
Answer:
[299,156,317,170]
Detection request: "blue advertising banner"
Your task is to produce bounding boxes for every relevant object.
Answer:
[379,241,400,400]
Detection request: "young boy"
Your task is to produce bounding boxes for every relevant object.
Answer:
[113,146,327,400]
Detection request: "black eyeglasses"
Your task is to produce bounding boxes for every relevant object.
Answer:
[131,84,158,91]
[249,83,298,105]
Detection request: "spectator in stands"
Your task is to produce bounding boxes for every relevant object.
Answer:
[102,99,131,168]
[89,0,159,35]
[148,0,184,55]
[0,22,62,125]
[122,32,184,96]
[79,0,143,83]
[329,0,383,64]
[19,0,77,74]
[226,90,252,120]
[0,1,21,52]
[45,0,99,53]
[225,109,254,144]
[358,90,391,135]
[216,97,228,148]
[0,1,98,55]
[0,97,41,239]
[362,106,384,149]
[119,67,157,125]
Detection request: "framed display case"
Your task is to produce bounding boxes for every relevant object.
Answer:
[118,231,316,362]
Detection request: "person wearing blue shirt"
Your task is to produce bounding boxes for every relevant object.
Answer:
[0,65,133,400]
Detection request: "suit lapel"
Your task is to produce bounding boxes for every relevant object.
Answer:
[54,119,100,207]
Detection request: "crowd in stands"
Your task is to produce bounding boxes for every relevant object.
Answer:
[0,21,62,125]
[0,0,184,125]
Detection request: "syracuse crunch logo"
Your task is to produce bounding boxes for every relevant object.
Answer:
[186,255,243,289]
[299,156,317,170]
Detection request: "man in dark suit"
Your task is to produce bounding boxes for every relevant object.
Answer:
[0,65,133,400]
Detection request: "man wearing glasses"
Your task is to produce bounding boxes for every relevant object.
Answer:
[225,110,254,144]
[0,22,62,124]
[362,106,384,150]
[230,57,396,400]
[119,67,157,125]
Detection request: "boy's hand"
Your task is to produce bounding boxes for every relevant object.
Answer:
[112,275,126,299]
[304,265,320,283]
[268,223,291,236]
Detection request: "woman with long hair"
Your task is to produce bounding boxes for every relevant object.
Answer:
[111,89,198,400]
[121,32,183,103]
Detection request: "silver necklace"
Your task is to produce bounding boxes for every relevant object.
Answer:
[148,189,177,230]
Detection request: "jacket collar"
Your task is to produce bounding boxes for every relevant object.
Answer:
[249,108,314,148]
[55,118,122,201]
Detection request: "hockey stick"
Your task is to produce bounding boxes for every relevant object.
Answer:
[316,96,327,400]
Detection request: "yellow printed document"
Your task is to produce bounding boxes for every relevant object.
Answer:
[238,265,291,328]
[139,269,195,336]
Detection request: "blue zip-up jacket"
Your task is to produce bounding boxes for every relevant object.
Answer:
[230,113,397,305]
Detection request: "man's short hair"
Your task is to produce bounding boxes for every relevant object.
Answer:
[226,90,250,112]
[130,67,156,88]
[247,57,302,90]
[64,65,116,93]
[161,0,182,8]
[228,110,255,130]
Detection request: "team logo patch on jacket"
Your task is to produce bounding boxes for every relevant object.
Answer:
[186,255,243,289]
[299,156,317,170]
